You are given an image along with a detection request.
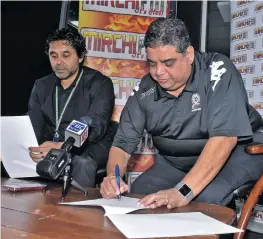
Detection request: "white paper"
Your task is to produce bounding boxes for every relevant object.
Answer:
[107,212,243,238]
[0,116,39,178]
[60,196,147,215]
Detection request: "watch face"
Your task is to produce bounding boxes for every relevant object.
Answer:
[179,184,191,196]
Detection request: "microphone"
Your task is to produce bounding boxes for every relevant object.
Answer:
[36,116,92,180]
[64,116,92,148]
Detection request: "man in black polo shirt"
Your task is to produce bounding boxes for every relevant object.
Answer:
[100,17,263,208]
[28,28,116,188]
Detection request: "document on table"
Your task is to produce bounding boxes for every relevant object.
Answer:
[0,116,39,178]
[107,212,243,238]
[59,196,147,215]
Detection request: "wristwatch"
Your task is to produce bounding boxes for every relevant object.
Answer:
[174,181,195,202]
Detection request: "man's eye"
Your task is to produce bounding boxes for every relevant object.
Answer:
[148,62,156,67]
[63,54,70,58]
[50,55,57,59]
[164,60,175,67]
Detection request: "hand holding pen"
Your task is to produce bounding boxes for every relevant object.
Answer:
[100,165,129,199]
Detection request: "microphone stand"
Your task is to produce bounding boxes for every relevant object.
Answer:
[61,143,88,200]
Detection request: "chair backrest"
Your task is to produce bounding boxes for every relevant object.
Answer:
[234,143,263,239]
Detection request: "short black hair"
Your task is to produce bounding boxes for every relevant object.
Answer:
[144,17,191,54]
[45,28,87,58]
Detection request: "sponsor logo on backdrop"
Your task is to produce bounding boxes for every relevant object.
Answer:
[253,51,263,61]
[236,17,256,29]
[255,3,263,13]
[235,41,255,52]
[231,54,247,64]
[246,90,254,99]
[112,77,141,105]
[83,0,168,17]
[237,65,255,75]
[252,76,263,86]
[237,0,254,7]
[81,28,146,60]
[252,102,263,110]
[232,8,248,19]
[260,90,263,98]
[254,26,263,37]
[231,31,248,42]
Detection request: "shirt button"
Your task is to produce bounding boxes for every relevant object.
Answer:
[176,111,181,116]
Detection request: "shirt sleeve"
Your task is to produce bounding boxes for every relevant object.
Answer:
[87,75,115,143]
[112,90,146,155]
[205,54,253,141]
[27,80,45,144]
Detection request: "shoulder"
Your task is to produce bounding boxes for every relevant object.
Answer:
[82,66,112,87]
[132,73,155,95]
[34,73,56,86]
[82,66,111,81]
[195,51,236,72]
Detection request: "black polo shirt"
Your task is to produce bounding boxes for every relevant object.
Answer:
[113,51,259,170]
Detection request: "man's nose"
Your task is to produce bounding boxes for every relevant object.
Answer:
[156,63,165,76]
[55,57,62,65]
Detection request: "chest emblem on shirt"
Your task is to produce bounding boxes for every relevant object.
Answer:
[210,61,227,91]
[191,93,201,112]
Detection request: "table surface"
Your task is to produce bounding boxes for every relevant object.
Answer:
[1,178,236,239]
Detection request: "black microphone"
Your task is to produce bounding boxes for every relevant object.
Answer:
[36,117,92,180]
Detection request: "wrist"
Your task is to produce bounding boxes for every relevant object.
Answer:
[174,181,195,202]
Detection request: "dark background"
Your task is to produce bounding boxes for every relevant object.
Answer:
[1,1,62,116]
[1,1,229,116]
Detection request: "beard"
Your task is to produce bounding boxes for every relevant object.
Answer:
[54,68,78,80]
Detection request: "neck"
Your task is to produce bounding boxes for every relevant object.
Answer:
[60,68,80,89]
[167,84,186,97]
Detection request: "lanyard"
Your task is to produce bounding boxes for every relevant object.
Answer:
[54,69,83,141]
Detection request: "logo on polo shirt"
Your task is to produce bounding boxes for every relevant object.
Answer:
[210,61,227,91]
[191,93,201,112]
[140,87,154,100]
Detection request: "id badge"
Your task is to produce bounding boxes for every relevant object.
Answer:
[53,132,59,142]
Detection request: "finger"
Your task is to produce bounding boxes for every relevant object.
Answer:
[149,198,167,209]
[100,186,111,199]
[109,177,121,195]
[29,152,43,163]
[102,177,117,197]
[39,141,53,147]
[29,146,47,152]
[139,194,158,207]
[120,180,128,193]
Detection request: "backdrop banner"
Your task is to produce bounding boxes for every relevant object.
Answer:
[230,1,263,117]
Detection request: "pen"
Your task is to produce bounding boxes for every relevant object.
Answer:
[115,164,121,201]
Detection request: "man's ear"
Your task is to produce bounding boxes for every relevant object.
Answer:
[186,46,194,64]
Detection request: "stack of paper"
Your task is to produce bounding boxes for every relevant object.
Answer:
[60,197,242,238]
[0,116,39,178]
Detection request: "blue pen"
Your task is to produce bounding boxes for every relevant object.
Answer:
[115,164,121,201]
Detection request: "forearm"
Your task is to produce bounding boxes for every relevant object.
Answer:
[107,146,131,177]
[182,136,237,196]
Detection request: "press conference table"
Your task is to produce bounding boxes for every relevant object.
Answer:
[1,178,236,239]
